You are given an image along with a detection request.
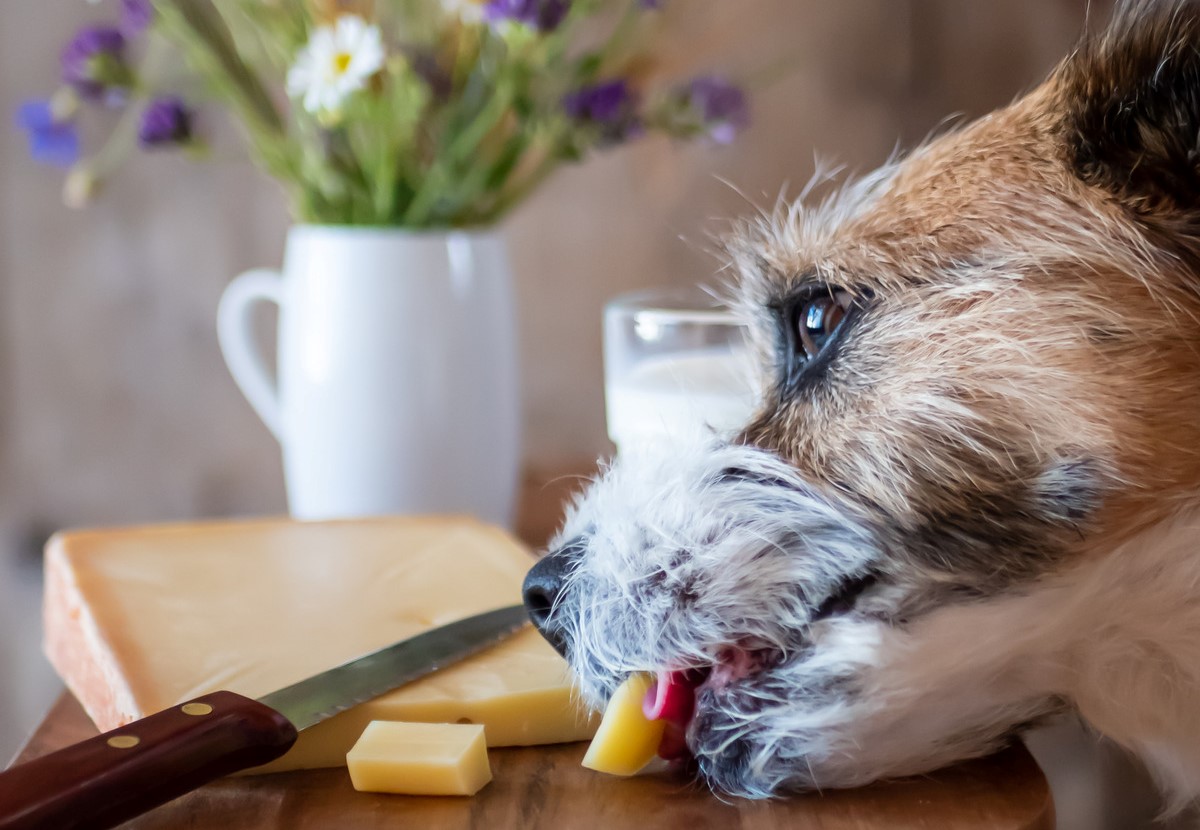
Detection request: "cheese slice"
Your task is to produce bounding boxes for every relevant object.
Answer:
[582,673,664,776]
[347,721,492,796]
[44,516,597,774]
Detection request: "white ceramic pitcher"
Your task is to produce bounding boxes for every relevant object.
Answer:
[217,225,520,525]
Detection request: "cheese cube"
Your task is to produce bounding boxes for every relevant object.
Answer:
[348,721,492,796]
[582,673,665,776]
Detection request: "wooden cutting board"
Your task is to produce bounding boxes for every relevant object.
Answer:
[42,515,601,775]
[14,694,1053,829]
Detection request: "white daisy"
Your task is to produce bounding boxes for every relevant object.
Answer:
[287,15,386,121]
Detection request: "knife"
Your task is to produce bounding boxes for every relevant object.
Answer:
[0,604,529,830]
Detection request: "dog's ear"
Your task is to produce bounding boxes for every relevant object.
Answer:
[1057,0,1200,222]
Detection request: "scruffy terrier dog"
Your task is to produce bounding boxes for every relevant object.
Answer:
[524,0,1200,815]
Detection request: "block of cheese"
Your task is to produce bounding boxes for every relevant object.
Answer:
[582,673,664,776]
[44,516,597,774]
[347,721,492,796]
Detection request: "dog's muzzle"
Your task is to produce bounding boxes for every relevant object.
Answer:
[522,537,584,657]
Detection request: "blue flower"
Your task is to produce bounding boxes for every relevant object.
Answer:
[15,99,80,168]
[138,97,193,148]
[484,0,570,33]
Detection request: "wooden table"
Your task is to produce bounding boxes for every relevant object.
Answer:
[8,467,1055,829]
[13,694,1052,830]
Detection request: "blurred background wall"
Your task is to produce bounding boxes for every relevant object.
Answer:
[0,0,1092,536]
[1,0,1120,820]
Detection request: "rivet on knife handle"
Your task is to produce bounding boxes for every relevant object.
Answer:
[0,691,298,830]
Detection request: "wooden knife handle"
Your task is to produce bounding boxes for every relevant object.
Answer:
[0,691,298,830]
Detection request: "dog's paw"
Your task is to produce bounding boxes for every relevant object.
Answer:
[687,614,1054,796]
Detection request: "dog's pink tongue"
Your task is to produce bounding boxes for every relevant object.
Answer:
[644,670,698,761]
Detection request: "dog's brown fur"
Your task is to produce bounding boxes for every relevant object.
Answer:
[730,6,1200,590]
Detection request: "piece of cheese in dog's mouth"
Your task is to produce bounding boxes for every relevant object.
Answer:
[582,673,665,775]
[582,670,700,775]
[43,516,598,774]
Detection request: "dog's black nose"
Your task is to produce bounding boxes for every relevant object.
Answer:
[522,538,584,657]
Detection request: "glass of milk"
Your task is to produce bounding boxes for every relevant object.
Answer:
[604,287,760,454]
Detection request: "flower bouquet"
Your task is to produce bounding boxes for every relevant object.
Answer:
[19,0,749,226]
[18,0,750,525]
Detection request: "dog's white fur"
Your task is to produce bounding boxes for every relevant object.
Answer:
[557,436,1200,814]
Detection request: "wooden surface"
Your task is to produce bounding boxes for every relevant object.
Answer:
[10,466,1055,829]
[14,695,1053,830]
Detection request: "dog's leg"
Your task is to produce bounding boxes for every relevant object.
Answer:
[729,510,1200,817]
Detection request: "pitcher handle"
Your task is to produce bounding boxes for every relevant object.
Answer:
[217,268,284,441]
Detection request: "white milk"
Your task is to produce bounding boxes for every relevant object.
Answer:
[605,348,759,452]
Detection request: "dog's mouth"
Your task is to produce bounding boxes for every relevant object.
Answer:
[644,649,781,761]
[642,571,879,764]
[644,667,707,760]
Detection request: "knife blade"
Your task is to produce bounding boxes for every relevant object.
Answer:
[0,604,529,830]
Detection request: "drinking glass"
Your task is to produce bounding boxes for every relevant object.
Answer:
[603,287,759,454]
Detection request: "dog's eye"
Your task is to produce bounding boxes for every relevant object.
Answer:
[795,290,851,360]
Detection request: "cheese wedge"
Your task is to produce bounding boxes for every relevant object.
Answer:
[44,516,598,774]
[347,721,492,796]
[582,673,665,776]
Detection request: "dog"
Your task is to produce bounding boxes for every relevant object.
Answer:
[523,0,1200,816]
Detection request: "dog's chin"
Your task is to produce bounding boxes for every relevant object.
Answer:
[609,619,868,798]
[673,649,827,799]
[676,651,898,798]
[689,699,783,799]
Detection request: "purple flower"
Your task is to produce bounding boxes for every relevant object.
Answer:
[138,97,193,148]
[639,0,662,7]
[121,0,155,35]
[61,26,130,101]
[484,0,570,32]
[15,100,80,168]
[564,79,641,144]
[683,75,748,144]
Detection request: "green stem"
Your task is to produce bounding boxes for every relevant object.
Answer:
[591,2,641,77]
[403,83,514,225]
[446,85,513,166]
[485,151,558,223]
[742,50,807,91]
[151,0,302,190]
[159,0,283,134]
[371,118,399,221]
[82,37,174,180]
